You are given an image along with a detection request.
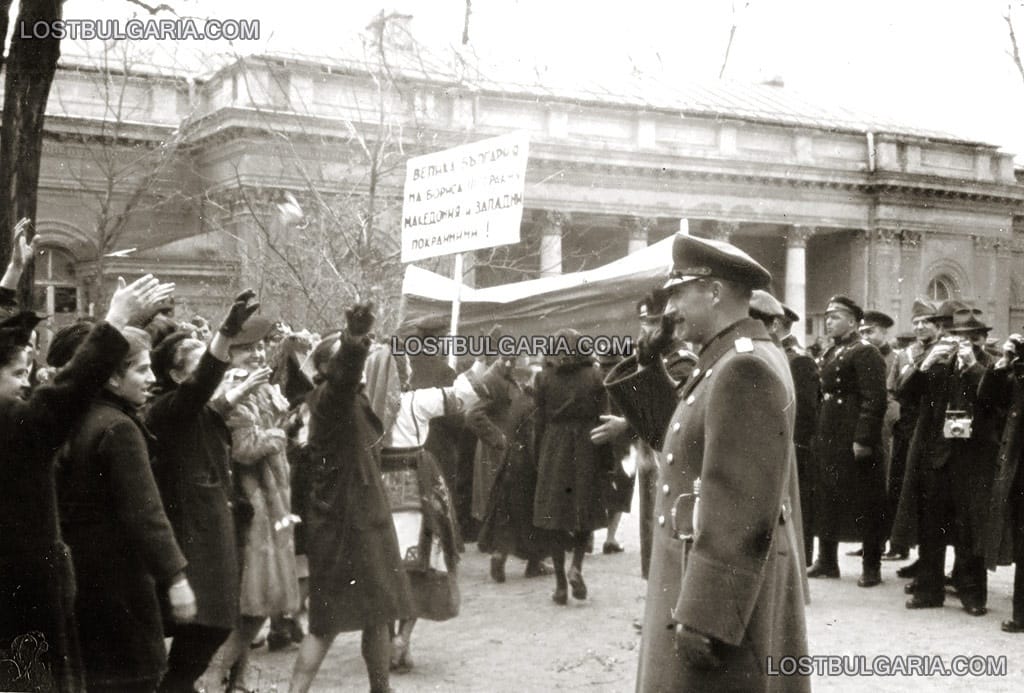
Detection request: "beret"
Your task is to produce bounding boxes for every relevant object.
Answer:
[0,311,45,352]
[749,290,785,319]
[861,310,894,329]
[151,330,201,386]
[825,295,864,323]
[47,321,92,368]
[232,315,274,346]
[664,233,771,291]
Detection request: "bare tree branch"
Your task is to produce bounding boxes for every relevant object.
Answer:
[1007,5,1024,87]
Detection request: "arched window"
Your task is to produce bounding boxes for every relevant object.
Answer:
[927,274,956,302]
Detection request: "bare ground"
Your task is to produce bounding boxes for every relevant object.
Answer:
[197,506,1024,692]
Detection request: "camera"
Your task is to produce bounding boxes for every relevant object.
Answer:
[943,410,973,439]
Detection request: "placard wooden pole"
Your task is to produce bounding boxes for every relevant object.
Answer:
[448,252,464,370]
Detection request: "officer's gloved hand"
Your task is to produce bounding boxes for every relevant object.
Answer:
[674,624,722,670]
[637,313,676,367]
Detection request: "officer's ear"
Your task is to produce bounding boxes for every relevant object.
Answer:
[707,279,723,305]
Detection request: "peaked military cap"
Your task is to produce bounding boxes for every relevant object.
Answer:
[861,310,894,329]
[781,304,800,323]
[825,295,864,322]
[749,290,786,319]
[664,233,771,290]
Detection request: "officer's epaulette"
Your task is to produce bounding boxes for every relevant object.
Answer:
[734,337,754,353]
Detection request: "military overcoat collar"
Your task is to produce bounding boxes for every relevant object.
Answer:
[682,317,772,400]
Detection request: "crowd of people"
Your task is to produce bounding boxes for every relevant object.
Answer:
[4,217,1024,693]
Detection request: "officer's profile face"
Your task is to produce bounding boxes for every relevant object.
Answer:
[667,279,715,344]
[912,317,939,343]
[824,310,857,338]
[858,324,888,348]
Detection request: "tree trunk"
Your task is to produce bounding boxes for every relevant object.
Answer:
[0,0,63,307]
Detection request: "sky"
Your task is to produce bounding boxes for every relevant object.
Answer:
[40,0,1024,159]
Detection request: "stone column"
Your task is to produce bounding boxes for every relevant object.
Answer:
[872,227,901,314]
[898,230,922,329]
[625,216,654,254]
[709,220,739,243]
[784,226,814,322]
[540,211,567,278]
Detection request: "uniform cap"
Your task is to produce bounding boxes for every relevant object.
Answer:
[664,233,771,290]
[911,299,939,320]
[825,295,864,322]
[861,311,894,329]
[749,290,786,319]
[781,304,800,323]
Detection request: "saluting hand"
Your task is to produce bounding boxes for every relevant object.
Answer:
[637,312,676,366]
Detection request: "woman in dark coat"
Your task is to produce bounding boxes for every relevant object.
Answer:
[473,358,551,581]
[0,272,161,693]
[533,329,610,604]
[57,326,197,693]
[146,291,260,693]
[288,304,413,693]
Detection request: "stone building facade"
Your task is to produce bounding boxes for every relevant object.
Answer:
[19,50,1024,340]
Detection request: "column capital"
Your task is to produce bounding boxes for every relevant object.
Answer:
[710,220,739,242]
[972,235,1003,253]
[900,230,922,248]
[874,227,902,245]
[785,225,816,248]
[542,210,570,230]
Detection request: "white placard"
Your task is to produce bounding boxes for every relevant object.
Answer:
[400,132,529,263]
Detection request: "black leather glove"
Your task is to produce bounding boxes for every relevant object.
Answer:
[674,625,723,670]
[637,313,676,366]
[219,289,259,337]
[345,302,376,337]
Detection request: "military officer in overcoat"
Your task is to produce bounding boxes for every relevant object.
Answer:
[750,290,820,568]
[808,296,888,587]
[605,233,809,693]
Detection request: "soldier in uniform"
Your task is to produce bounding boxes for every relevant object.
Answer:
[807,296,887,587]
[889,299,941,573]
[750,291,820,568]
[605,234,808,693]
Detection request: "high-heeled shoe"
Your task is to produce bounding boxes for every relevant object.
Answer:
[552,585,568,605]
[568,568,587,600]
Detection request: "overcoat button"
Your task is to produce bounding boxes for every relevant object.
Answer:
[662,484,670,495]
[658,515,666,527]
[673,423,681,432]
[666,453,674,464]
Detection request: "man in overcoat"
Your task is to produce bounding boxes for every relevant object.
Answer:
[899,304,996,615]
[808,295,887,587]
[605,233,809,693]
[750,291,820,568]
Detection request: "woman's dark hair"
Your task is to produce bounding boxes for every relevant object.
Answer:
[0,343,27,370]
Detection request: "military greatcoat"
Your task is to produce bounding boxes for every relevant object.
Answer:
[606,318,809,693]
[812,331,887,542]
